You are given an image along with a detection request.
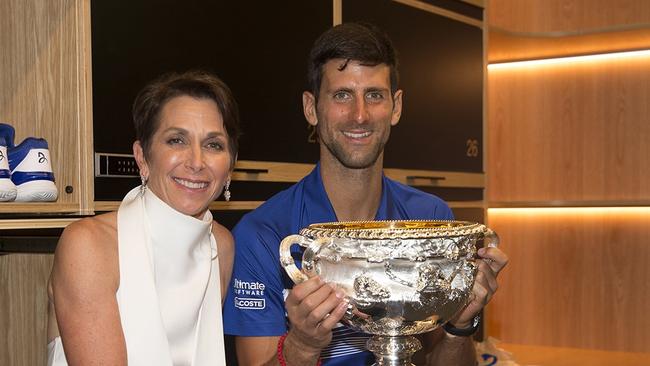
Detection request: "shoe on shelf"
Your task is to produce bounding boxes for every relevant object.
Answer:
[0,133,17,201]
[9,137,58,202]
[0,123,16,148]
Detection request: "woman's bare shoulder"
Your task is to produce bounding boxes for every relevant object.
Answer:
[59,212,117,250]
[211,221,234,251]
[52,212,119,290]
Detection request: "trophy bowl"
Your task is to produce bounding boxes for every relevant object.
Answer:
[280,220,498,366]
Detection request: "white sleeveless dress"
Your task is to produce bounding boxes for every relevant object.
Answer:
[47,186,226,366]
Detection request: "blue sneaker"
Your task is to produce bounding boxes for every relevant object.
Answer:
[0,123,16,148]
[0,132,17,201]
[8,137,58,202]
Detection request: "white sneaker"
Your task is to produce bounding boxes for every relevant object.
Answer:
[0,123,17,201]
[9,137,58,202]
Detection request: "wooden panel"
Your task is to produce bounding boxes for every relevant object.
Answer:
[0,254,54,366]
[485,208,650,353]
[488,0,650,33]
[498,343,650,366]
[0,0,93,213]
[0,218,78,230]
[488,27,650,62]
[487,52,650,203]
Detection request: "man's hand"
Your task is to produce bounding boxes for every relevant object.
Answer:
[451,246,509,328]
[284,276,349,358]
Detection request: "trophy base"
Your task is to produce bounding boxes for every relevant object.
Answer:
[367,335,422,366]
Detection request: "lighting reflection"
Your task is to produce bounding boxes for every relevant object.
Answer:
[488,206,650,216]
[488,49,650,70]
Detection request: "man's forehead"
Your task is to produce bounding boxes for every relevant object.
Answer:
[324,58,387,71]
[321,59,391,88]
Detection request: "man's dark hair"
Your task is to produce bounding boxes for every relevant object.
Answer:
[307,22,399,100]
[132,70,241,167]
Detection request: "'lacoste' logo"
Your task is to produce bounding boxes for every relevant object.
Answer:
[234,297,265,310]
[38,152,47,164]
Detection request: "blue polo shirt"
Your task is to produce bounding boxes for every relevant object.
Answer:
[223,163,453,365]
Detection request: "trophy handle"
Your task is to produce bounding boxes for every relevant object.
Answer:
[279,234,328,284]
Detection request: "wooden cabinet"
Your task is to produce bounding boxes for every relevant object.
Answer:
[0,0,93,216]
[485,0,650,360]
[0,1,91,365]
[0,254,53,366]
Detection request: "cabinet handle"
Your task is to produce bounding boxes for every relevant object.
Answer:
[406,176,446,187]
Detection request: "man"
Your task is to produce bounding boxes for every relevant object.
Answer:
[223,22,508,365]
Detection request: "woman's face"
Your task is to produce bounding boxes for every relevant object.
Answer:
[134,95,232,219]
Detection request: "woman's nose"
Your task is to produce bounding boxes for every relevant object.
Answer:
[185,144,204,171]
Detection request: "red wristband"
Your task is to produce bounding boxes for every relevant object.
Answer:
[277,333,322,366]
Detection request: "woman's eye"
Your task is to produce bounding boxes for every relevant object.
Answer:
[206,141,224,150]
[167,137,184,145]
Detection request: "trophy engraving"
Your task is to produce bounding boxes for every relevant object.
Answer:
[279,220,498,366]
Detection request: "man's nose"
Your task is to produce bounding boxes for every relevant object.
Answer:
[353,98,370,123]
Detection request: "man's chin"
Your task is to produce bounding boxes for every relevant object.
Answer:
[337,156,381,170]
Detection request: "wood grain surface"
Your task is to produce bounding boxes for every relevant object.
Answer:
[487,52,650,203]
[0,0,93,213]
[488,0,650,33]
[0,254,54,366]
[485,208,650,353]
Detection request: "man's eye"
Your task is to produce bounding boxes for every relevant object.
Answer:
[367,92,384,101]
[333,92,350,100]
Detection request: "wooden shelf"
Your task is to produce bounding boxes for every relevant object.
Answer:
[498,343,650,366]
[94,200,265,213]
[0,202,82,214]
[488,200,650,208]
[488,26,650,63]
[0,218,80,230]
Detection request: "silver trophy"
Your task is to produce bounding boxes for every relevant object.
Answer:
[280,220,499,366]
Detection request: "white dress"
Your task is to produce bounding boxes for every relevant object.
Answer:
[47,186,226,366]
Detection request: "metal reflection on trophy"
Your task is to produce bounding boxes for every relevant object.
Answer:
[279,220,499,366]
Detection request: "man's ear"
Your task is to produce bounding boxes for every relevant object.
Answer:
[303,91,318,126]
[133,141,149,179]
[390,89,403,126]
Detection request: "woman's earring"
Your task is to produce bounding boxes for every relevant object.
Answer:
[140,175,148,194]
[223,179,231,202]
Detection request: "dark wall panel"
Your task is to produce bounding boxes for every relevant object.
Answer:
[343,0,484,172]
[91,1,331,165]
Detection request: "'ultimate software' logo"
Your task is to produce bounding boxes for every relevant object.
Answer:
[232,279,266,310]
[233,278,266,296]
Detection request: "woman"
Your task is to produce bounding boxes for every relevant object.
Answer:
[47,70,241,365]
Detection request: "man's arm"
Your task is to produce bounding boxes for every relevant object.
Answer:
[235,276,348,365]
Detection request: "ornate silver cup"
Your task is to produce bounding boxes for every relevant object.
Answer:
[279,220,499,366]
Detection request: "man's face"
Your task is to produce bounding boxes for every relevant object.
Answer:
[303,59,402,169]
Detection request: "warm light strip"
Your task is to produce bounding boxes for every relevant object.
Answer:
[488,206,650,216]
[487,49,650,70]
